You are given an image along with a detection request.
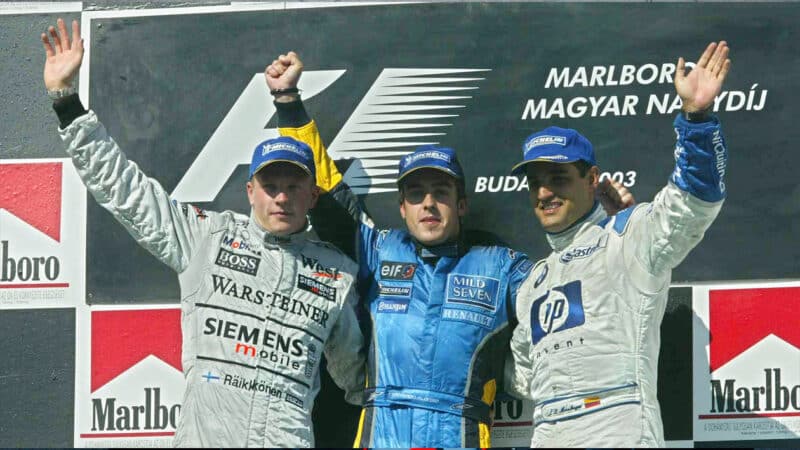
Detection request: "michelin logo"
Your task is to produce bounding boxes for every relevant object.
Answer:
[261,142,307,158]
[526,135,567,151]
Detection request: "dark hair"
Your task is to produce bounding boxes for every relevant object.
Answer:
[573,160,593,177]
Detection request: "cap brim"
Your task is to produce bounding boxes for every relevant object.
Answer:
[510,157,581,175]
[251,159,312,178]
[397,165,461,184]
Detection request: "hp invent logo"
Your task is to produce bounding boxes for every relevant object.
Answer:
[171,68,489,201]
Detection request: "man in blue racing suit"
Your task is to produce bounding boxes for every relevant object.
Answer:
[264,52,632,447]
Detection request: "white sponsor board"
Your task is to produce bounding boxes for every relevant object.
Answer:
[490,397,534,446]
[0,159,85,309]
[693,281,800,442]
[74,304,184,448]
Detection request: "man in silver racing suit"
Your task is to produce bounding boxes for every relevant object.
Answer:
[42,19,365,447]
[505,41,731,447]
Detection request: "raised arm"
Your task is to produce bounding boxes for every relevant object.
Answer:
[43,19,212,273]
[267,52,383,275]
[621,41,730,277]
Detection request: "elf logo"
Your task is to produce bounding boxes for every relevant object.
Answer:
[171,68,488,201]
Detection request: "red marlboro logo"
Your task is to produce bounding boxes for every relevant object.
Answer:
[709,287,800,372]
[92,309,182,392]
[0,162,62,242]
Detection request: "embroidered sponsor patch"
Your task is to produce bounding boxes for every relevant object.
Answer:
[284,392,303,408]
[445,274,500,311]
[534,263,549,288]
[559,235,608,264]
[442,308,493,329]
[297,274,336,302]
[516,259,534,276]
[379,261,417,280]
[378,283,412,297]
[214,248,260,276]
[531,280,585,344]
[376,299,409,314]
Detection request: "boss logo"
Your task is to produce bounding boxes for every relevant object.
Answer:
[214,248,259,276]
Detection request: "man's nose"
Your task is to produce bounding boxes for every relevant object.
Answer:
[537,185,554,199]
[421,191,437,207]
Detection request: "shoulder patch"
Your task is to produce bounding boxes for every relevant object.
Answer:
[606,206,636,236]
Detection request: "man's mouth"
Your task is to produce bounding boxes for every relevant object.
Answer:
[420,216,441,224]
[540,201,562,214]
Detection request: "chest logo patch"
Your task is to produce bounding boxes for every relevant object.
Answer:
[380,261,417,280]
[531,280,585,344]
[445,274,500,311]
[376,299,409,314]
[297,274,337,302]
[559,235,608,264]
[215,248,260,276]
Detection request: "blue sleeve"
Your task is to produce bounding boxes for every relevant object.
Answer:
[669,113,728,202]
[507,252,534,315]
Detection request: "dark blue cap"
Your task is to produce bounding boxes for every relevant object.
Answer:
[510,126,596,175]
[397,145,464,183]
[249,136,315,179]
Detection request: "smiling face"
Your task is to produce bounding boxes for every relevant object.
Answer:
[526,161,599,233]
[247,162,319,236]
[399,169,467,246]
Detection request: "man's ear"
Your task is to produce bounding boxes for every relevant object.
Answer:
[587,166,600,190]
[246,180,255,206]
[309,184,320,209]
[457,197,468,218]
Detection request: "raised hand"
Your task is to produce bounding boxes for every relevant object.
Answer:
[675,41,731,113]
[41,18,84,90]
[265,51,303,94]
[597,178,635,215]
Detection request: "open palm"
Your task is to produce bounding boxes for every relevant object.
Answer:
[42,18,84,90]
[674,41,731,113]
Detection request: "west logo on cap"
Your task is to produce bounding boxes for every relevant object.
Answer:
[511,126,596,175]
[249,136,315,179]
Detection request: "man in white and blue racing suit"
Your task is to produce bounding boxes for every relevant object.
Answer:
[505,41,731,447]
[42,19,365,448]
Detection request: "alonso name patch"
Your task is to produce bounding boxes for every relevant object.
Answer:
[215,248,260,276]
[297,274,336,302]
[445,274,500,311]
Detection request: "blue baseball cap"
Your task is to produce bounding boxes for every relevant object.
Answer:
[510,126,596,175]
[397,145,464,183]
[249,136,315,179]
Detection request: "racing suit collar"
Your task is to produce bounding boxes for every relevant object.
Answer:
[248,210,316,246]
[546,201,607,253]
[413,235,466,261]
